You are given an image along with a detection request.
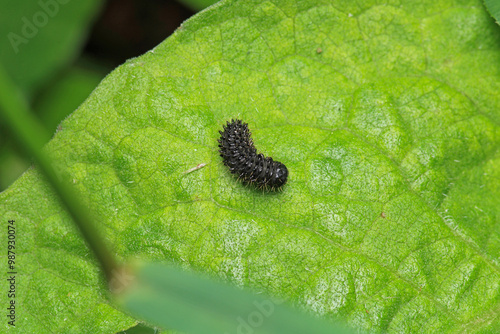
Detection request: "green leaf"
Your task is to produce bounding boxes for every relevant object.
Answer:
[121,263,355,334]
[2,0,500,333]
[0,65,105,191]
[0,62,135,333]
[117,323,161,334]
[0,0,103,191]
[0,0,102,94]
[484,0,500,25]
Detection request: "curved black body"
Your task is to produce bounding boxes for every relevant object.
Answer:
[218,119,288,190]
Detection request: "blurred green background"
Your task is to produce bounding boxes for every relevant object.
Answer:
[0,0,216,192]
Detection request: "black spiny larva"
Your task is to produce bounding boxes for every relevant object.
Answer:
[218,119,288,190]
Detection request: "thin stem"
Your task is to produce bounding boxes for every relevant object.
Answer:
[0,65,118,283]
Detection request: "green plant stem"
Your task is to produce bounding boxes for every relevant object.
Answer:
[0,64,118,283]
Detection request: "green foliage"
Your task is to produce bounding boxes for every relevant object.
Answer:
[0,0,104,191]
[0,62,133,333]
[34,66,106,132]
[177,0,220,12]
[1,0,500,333]
[484,0,500,24]
[122,263,354,334]
[0,0,102,94]
[0,65,105,191]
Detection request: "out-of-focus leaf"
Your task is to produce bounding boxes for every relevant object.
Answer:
[176,0,219,12]
[120,263,355,334]
[0,65,105,191]
[35,65,105,133]
[117,323,163,334]
[0,0,102,95]
[0,146,28,190]
[484,0,500,24]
